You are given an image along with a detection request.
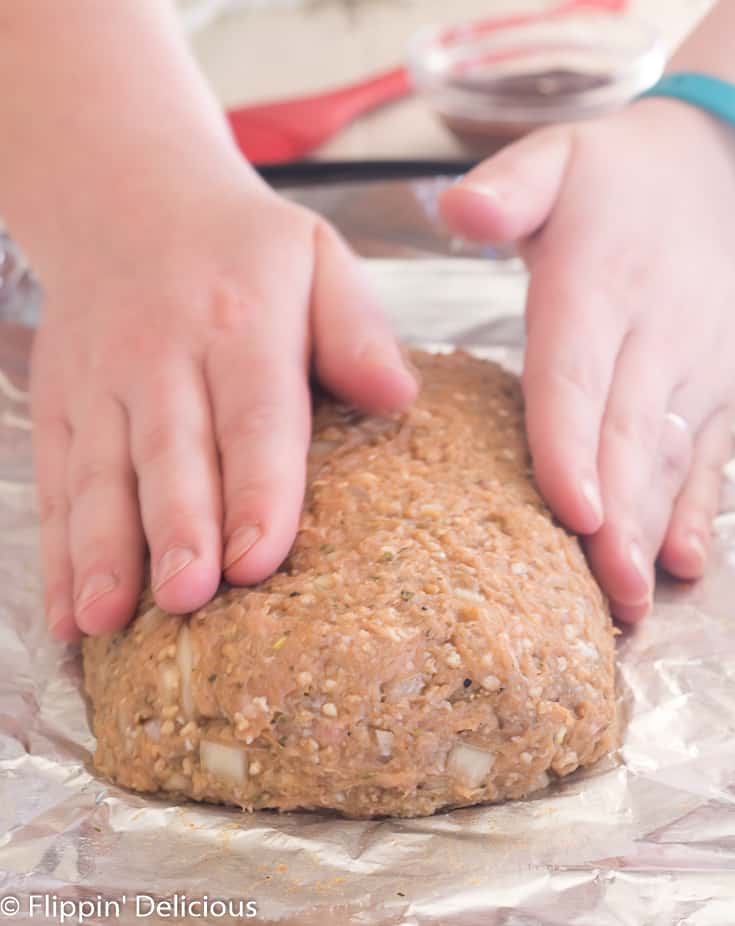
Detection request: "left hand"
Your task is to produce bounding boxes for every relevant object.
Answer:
[441,98,735,622]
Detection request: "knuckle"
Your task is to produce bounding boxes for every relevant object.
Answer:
[68,460,116,503]
[217,398,281,458]
[44,579,71,609]
[38,491,69,526]
[207,278,262,333]
[33,413,71,447]
[604,406,660,458]
[659,448,690,496]
[663,444,690,479]
[134,421,178,469]
[524,356,606,416]
[225,480,273,520]
[680,492,718,530]
[658,429,692,490]
[115,328,165,364]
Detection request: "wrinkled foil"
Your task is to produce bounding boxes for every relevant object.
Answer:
[1,182,735,925]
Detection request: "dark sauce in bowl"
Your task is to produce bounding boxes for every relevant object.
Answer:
[409,14,666,154]
[450,67,613,103]
[441,68,614,147]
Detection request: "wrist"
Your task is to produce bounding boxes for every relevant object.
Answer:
[624,92,735,160]
[13,136,266,289]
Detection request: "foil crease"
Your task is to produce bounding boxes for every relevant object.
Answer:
[1,243,735,923]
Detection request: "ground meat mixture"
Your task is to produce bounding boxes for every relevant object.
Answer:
[83,350,619,818]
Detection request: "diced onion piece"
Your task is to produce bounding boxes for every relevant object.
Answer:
[454,587,485,604]
[375,729,394,757]
[143,719,161,743]
[385,674,425,702]
[136,605,166,635]
[177,624,195,718]
[159,664,179,704]
[200,741,247,784]
[447,743,495,789]
[162,773,188,791]
[575,639,598,661]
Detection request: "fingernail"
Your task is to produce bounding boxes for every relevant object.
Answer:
[688,532,707,570]
[224,524,261,571]
[454,181,504,203]
[154,546,196,591]
[581,478,603,529]
[629,541,652,604]
[75,572,118,612]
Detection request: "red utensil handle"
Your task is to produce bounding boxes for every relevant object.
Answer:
[312,66,413,123]
[226,0,630,164]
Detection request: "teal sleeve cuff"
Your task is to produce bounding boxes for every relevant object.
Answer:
[639,72,735,129]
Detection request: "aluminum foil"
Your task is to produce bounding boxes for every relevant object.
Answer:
[1,249,735,924]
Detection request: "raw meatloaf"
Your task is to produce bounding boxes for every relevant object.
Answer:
[83,350,618,818]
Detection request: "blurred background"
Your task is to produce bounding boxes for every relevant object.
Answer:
[182,0,713,160]
[0,0,716,324]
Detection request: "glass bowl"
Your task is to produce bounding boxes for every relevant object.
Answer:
[408,12,666,147]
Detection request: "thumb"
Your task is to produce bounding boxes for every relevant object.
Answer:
[310,221,419,414]
[440,127,574,247]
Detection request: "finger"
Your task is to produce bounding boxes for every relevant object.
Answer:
[659,406,733,580]
[66,396,144,635]
[608,412,692,623]
[311,222,418,414]
[439,127,573,246]
[128,363,222,614]
[32,411,80,643]
[207,320,311,587]
[638,413,693,546]
[522,266,627,535]
[584,333,683,620]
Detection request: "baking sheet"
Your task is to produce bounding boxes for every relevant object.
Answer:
[1,253,735,925]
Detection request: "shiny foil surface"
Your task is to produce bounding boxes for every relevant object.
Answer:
[1,242,734,924]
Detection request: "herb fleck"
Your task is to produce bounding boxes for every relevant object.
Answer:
[400,590,412,601]
[207,673,217,683]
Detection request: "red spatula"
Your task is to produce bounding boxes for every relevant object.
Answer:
[227,0,629,164]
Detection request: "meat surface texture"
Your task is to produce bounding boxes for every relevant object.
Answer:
[83,350,618,818]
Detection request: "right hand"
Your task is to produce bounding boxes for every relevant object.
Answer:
[32,172,417,642]
[441,99,735,622]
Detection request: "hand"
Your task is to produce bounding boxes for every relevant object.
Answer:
[33,172,417,642]
[441,98,735,622]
